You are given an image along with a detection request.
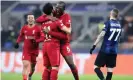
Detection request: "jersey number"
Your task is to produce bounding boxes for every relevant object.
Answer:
[44,26,51,39]
[108,28,121,41]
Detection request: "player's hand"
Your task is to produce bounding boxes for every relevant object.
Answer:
[14,43,19,49]
[43,27,50,34]
[31,39,36,43]
[49,16,58,21]
[31,39,37,45]
[90,45,96,54]
[31,39,37,46]
[51,17,58,21]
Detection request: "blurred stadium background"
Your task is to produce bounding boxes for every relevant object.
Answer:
[1,0,133,80]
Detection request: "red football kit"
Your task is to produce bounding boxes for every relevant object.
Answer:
[36,13,72,56]
[41,18,65,66]
[58,13,72,56]
[17,25,42,64]
[36,13,79,80]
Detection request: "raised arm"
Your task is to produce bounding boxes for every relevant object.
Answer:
[48,31,68,40]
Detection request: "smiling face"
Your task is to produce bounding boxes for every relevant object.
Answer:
[27,14,35,25]
[54,1,65,17]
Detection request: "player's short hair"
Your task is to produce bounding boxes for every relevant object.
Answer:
[56,1,66,10]
[111,8,119,18]
[26,13,33,16]
[27,13,33,15]
[43,3,53,15]
[26,13,34,18]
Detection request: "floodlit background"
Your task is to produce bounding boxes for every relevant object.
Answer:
[1,1,133,80]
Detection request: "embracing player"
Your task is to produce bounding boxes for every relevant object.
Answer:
[37,3,71,80]
[90,9,121,80]
[36,2,79,80]
[14,14,43,80]
[53,2,79,80]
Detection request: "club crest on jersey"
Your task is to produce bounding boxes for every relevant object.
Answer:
[32,30,35,34]
[25,31,27,33]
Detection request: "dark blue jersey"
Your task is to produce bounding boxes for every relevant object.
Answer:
[100,19,122,54]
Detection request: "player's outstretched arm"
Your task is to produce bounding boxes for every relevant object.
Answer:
[48,31,68,40]
[43,27,68,40]
[90,31,106,54]
[36,14,47,24]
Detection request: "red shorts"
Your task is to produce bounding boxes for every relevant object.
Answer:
[43,41,60,67]
[60,43,72,56]
[22,49,39,64]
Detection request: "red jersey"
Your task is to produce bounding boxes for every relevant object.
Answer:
[59,13,71,43]
[36,14,68,41]
[17,25,42,51]
[41,19,64,43]
[36,14,48,24]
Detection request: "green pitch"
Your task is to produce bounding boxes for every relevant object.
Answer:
[1,72,133,80]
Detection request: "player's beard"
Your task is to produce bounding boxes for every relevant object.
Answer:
[55,9,64,18]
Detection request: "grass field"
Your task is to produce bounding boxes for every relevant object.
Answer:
[1,72,133,80]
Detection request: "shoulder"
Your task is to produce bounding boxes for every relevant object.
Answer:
[23,25,27,27]
[22,25,27,30]
[35,24,42,31]
[63,13,71,22]
[104,20,110,25]
[64,13,71,17]
[102,20,110,31]
[104,20,111,27]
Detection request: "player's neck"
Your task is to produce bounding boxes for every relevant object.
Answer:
[28,24,35,28]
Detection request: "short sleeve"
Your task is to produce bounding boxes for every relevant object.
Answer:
[64,14,71,28]
[102,21,109,32]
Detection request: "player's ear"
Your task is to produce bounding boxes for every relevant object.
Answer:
[26,18,28,23]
